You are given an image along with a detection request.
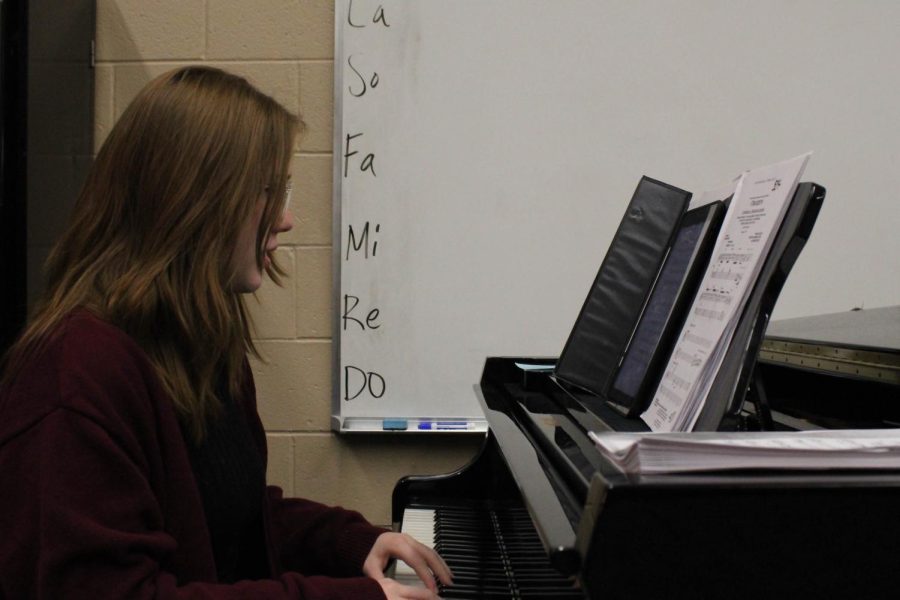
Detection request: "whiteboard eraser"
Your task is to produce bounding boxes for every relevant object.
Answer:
[382,418,408,431]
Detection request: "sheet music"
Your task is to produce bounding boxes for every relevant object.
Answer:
[593,429,900,453]
[642,153,811,432]
[590,429,900,474]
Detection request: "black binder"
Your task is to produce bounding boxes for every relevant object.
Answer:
[555,176,691,397]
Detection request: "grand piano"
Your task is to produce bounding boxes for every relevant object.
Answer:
[391,180,900,598]
[394,307,900,598]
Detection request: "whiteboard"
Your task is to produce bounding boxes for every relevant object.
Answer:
[332,0,900,432]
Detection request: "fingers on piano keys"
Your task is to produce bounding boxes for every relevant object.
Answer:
[397,506,583,599]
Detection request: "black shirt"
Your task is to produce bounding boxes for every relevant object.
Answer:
[181,382,267,583]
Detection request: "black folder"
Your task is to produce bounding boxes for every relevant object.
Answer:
[554,176,691,396]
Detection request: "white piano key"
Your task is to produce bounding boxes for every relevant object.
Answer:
[393,508,435,586]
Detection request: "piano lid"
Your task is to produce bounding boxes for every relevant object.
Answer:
[759,305,900,385]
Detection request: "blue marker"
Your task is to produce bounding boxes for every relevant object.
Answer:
[418,421,476,431]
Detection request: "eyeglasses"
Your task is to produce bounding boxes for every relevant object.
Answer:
[282,178,293,215]
[266,178,293,215]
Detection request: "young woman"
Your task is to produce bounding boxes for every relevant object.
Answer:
[0,66,451,599]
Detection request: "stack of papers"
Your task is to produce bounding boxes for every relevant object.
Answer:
[589,430,900,475]
[641,152,811,432]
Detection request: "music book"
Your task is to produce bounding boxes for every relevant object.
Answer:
[589,429,900,474]
[641,152,812,432]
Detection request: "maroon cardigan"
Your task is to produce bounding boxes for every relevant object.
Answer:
[0,309,387,599]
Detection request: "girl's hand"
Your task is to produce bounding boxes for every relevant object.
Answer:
[362,532,453,595]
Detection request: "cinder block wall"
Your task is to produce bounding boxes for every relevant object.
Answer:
[93,0,481,526]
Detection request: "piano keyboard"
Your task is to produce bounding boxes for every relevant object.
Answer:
[397,506,583,599]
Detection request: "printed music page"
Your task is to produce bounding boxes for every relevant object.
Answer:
[642,153,811,432]
[589,429,900,474]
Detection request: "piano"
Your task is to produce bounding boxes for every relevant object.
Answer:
[391,177,900,598]
[393,305,900,598]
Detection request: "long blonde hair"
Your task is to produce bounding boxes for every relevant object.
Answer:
[3,66,300,441]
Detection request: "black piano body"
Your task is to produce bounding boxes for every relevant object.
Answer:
[395,324,900,598]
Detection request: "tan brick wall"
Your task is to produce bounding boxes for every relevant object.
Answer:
[93,0,481,526]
